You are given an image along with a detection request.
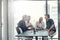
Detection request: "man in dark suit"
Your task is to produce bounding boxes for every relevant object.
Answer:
[17,19,28,32]
[16,15,33,40]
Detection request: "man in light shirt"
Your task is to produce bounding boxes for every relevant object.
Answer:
[36,17,45,40]
[25,16,33,30]
[36,17,45,30]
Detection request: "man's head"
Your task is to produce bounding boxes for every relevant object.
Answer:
[26,16,31,22]
[22,15,27,20]
[45,14,50,20]
[39,17,43,22]
[22,15,31,22]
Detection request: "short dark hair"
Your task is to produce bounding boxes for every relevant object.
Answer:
[45,14,50,18]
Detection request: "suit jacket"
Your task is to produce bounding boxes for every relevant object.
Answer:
[17,20,28,32]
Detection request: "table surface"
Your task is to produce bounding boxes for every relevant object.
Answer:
[16,30,48,37]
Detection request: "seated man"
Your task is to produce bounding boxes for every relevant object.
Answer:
[36,17,45,30]
[36,17,45,40]
[16,15,33,40]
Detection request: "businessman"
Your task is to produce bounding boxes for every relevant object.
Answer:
[36,17,45,30]
[36,17,45,40]
[45,14,56,36]
[16,15,33,40]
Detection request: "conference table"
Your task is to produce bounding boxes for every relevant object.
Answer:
[16,30,48,40]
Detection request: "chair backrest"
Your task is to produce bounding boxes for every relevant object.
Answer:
[19,27,23,33]
[16,27,23,34]
[50,32,56,37]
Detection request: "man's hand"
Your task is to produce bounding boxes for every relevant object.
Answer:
[37,27,43,30]
[28,27,33,29]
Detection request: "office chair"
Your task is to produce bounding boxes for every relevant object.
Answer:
[16,27,23,34]
[50,32,56,40]
[16,27,33,40]
[16,27,23,40]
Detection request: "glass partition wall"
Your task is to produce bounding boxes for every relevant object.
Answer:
[2,0,58,40]
[48,1,58,38]
[13,1,46,40]
[13,1,46,35]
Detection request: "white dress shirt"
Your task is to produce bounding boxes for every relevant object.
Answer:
[36,22,45,29]
[25,21,32,27]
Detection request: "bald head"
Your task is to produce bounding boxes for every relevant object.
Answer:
[39,17,43,22]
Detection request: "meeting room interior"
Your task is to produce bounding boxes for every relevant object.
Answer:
[0,0,58,40]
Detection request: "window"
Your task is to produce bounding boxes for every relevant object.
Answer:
[13,1,46,36]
